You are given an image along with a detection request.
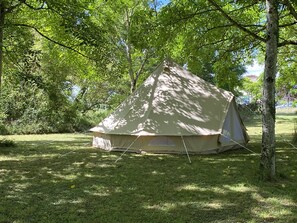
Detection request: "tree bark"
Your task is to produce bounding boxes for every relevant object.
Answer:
[124,40,136,94]
[0,3,5,94]
[260,0,279,180]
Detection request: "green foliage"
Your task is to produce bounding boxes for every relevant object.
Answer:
[0,107,8,134]
[242,75,263,102]
[156,1,253,92]
[293,121,297,145]
[1,0,296,138]
[277,51,297,101]
[0,138,16,147]
[213,56,246,95]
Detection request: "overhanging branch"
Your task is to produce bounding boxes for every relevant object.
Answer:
[282,0,297,21]
[279,21,297,27]
[13,23,93,60]
[5,1,23,13]
[23,1,48,10]
[207,0,266,43]
[278,39,297,46]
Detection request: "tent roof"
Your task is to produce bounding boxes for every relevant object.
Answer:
[90,60,234,136]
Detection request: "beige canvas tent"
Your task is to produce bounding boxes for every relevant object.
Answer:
[90,60,249,155]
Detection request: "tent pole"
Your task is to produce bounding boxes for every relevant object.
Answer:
[181,135,191,163]
[115,135,141,163]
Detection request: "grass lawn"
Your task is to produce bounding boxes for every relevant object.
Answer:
[0,115,297,223]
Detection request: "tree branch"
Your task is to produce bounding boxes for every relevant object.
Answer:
[282,0,297,21]
[207,0,266,43]
[229,2,260,13]
[5,1,23,13]
[135,51,150,81]
[23,1,48,10]
[12,23,92,60]
[202,23,265,36]
[278,39,297,46]
[279,21,297,27]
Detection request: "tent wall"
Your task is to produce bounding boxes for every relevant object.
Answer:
[92,132,244,154]
[219,100,249,146]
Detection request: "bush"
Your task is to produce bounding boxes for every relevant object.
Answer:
[0,123,9,135]
[0,110,9,135]
[6,120,55,135]
[73,110,111,132]
[0,138,16,147]
[293,122,297,145]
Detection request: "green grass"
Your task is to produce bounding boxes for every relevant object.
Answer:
[0,115,297,223]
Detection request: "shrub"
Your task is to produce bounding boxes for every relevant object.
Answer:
[73,110,111,132]
[0,139,16,147]
[0,123,9,135]
[0,110,9,135]
[293,122,297,145]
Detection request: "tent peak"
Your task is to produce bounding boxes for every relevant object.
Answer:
[163,58,174,67]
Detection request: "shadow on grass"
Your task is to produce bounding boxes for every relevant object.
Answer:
[0,134,297,223]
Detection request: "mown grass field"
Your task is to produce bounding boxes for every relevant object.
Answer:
[0,114,297,223]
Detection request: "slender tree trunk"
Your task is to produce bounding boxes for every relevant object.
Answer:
[260,0,279,180]
[125,42,136,94]
[0,3,5,94]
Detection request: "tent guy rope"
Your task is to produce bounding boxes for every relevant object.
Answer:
[115,135,141,163]
[221,133,259,155]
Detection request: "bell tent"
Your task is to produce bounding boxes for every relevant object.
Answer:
[90,60,249,154]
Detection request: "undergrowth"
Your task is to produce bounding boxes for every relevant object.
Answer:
[293,121,297,145]
[0,138,16,147]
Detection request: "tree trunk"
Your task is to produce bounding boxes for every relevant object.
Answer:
[260,0,279,180]
[130,79,136,93]
[0,3,5,94]
[124,42,136,94]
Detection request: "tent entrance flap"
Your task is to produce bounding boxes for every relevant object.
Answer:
[219,100,247,146]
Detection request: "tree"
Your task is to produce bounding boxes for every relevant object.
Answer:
[157,0,251,93]
[86,0,162,94]
[242,75,263,103]
[0,0,100,94]
[277,45,297,103]
[0,0,111,133]
[0,1,4,91]
[260,0,278,180]
[159,0,297,180]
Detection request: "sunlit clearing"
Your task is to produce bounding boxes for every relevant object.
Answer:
[176,184,226,194]
[52,198,85,205]
[144,202,177,212]
[51,173,78,180]
[144,200,227,212]
[151,170,165,175]
[223,183,257,193]
[0,156,24,161]
[251,192,296,219]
